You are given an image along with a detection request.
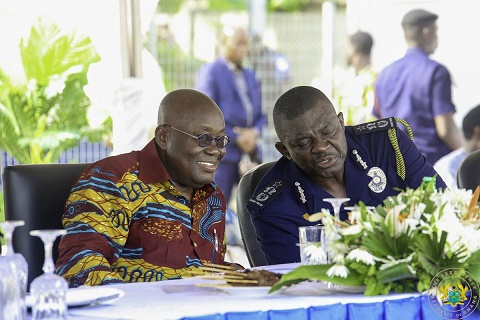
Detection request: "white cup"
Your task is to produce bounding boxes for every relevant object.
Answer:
[298,225,328,265]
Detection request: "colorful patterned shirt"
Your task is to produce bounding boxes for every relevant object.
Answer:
[55,139,227,287]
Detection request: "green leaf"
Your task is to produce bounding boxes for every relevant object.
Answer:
[269,264,363,293]
[376,263,417,283]
[415,231,466,276]
[0,19,107,164]
[20,19,100,85]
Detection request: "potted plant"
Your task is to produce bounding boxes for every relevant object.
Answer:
[0,18,111,165]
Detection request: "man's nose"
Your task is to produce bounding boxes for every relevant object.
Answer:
[311,138,330,153]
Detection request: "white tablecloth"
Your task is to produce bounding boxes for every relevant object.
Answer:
[65,263,427,320]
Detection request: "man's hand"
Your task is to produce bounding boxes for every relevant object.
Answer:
[233,127,259,154]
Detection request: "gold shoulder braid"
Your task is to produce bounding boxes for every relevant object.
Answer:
[352,117,413,181]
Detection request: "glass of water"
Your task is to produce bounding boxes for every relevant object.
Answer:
[0,220,28,320]
[298,225,328,265]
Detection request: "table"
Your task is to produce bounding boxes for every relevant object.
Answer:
[65,264,480,320]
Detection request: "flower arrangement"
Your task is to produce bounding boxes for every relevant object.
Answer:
[270,180,480,301]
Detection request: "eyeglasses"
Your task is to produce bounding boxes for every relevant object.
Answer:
[165,125,231,149]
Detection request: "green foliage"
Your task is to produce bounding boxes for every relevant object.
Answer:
[268,0,310,12]
[269,264,363,293]
[415,231,467,275]
[207,0,247,11]
[0,19,110,164]
[157,0,187,14]
[270,182,480,300]
[157,0,247,14]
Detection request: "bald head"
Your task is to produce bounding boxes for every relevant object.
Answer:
[219,26,248,66]
[158,89,221,126]
[273,86,336,141]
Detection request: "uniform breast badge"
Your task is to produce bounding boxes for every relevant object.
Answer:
[295,182,307,203]
[367,167,387,193]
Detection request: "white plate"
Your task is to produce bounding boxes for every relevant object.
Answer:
[220,286,272,297]
[26,287,124,308]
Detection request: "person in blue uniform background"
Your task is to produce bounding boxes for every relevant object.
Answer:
[373,9,462,165]
[246,86,446,265]
[196,26,266,205]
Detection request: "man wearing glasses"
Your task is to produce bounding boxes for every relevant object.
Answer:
[56,89,241,287]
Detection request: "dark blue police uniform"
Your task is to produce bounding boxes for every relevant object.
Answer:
[246,120,446,265]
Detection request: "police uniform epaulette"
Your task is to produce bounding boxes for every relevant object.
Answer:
[248,179,287,210]
[352,117,397,135]
[354,117,414,181]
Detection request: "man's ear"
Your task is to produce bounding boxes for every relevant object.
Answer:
[155,125,168,150]
[275,142,291,160]
[473,126,480,136]
[338,112,345,129]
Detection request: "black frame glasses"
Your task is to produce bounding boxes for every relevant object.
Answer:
[165,125,231,149]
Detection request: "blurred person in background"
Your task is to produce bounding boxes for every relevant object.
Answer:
[196,26,266,206]
[373,9,462,165]
[334,31,376,125]
[434,104,480,189]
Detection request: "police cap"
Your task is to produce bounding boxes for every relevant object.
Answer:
[401,9,438,28]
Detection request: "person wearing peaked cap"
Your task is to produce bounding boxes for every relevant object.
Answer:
[246,86,446,265]
[373,9,462,165]
[401,9,438,28]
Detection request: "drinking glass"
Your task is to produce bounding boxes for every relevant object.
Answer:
[0,220,28,320]
[0,253,23,319]
[298,225,328,265]
[323,197,350,220]
[29,229,67,320]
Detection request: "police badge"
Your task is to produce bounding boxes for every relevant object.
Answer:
[367,167,387,193]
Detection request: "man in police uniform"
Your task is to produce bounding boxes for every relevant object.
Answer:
[246,86,446,265]
[373,9,462,165]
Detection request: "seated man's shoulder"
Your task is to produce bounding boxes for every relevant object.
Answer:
[350,117,397,136]
[246,160,290,213]
[80,150,140,183]
[247,178,288,212]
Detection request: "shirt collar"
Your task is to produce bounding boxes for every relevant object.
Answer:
[139,138,170,184]
[405,47,428,57]
[222,57,243,72]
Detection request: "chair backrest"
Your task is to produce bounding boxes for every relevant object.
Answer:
[2,163,90,288]
[457,149,480,190]
[236,161,276,267]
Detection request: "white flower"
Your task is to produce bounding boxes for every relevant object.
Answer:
[332,253,345,264]
[442,188,473,207]
[436,209,480,259]
[385,204,408,237]
[301,243,327,264]
[327,264,350,278]
[375,253,416,275]
[346,248,375,265]
[412,203,426,220]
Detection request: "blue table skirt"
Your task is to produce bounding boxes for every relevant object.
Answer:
[181,295,480,320]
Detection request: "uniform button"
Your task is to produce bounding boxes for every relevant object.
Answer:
[193,242,198,247]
